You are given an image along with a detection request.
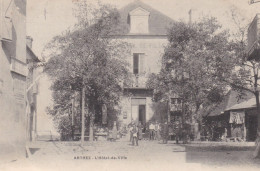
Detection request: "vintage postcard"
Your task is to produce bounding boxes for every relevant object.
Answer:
[1,0,260,170]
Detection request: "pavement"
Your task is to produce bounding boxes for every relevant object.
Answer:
[182,141,260,169]
[1,137,260,171]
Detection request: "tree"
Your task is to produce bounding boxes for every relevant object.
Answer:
[214,9,260,158]
[147,17,236,140]
[44,1,131,143]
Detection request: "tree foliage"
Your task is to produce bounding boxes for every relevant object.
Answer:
[147,17,237,122]
[44,1,131,139]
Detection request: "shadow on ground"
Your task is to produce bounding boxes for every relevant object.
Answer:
[29,148,40,155]
[169,143,260,167]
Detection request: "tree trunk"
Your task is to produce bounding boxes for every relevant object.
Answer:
[89,105,94,142]
[182,101,186,144]
[81,87,85,146]
[89,115,94,142]
[194,104,201,141]
[253,91,260,158]
[167,100,170,124]
[71,96,75,141]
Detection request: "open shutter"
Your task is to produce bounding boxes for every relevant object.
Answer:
[1,0,13,41]
[131,105,139,122]
[2,17,12,41]
[3,0,13,18]
[139,54,145,75]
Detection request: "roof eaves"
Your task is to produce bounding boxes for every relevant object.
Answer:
[27,45,40,62]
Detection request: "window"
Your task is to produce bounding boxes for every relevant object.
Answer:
[133,53,145,75]
[1,0,13,41]
[129,7,150,34]
[133,54,139,74]
[170,98,182,105]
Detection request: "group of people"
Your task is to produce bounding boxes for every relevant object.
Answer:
[148,121,161,141]
[128,120,169,146]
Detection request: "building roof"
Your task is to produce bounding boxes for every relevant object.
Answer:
[26,45,41,63]
[205,90,254,117]
[225,97,257,111]
[118,0,174,35]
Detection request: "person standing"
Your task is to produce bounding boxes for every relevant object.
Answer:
[149,122,155,140]
[158,122,162,141]
[138,122,143,140]
[112,121,117,141]
[132,124,139,146]
[162,121,169,144]
[155,121,160,140]
[128,120,134,142]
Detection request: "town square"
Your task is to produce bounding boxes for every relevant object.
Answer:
[1,0,260,170]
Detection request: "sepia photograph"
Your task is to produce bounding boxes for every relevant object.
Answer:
[1,0,260,170]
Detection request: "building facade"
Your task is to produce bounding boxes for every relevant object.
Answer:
[204,90,258,141]
[26,36,40,142]
[116,1,173,126]
[0,0,27,161]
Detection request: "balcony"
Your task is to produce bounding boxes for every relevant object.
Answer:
[10,57,27,76]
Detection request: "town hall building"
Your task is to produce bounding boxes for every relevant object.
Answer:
[115,1,174,125]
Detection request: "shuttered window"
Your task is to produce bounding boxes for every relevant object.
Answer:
[133,53,139,74]
[139,54,144,74]
[133,53,145,75]
[1,0,13,41]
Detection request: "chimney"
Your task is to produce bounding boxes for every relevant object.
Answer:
[26,36,33,49]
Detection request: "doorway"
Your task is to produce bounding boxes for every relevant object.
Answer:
[247,115,257,141]
[139,105,146,125]
[131,98,146,124]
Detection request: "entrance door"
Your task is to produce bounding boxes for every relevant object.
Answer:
[139,105,146,125]
[131,98,146,124]
[131,105,139,123]
[248,115,257,141]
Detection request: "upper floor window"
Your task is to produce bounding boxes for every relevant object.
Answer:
[129,7,150,34]
[133,53,145,75]
[0,0,13,41]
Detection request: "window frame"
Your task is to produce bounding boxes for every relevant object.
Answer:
[133,53,145,75]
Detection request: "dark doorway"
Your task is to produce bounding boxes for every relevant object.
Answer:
[29,106,34,141]
[247,115,257,141]
[139,105,146,125]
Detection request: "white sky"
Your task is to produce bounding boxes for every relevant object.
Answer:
[26,0,260,132]
[26,0,260,57]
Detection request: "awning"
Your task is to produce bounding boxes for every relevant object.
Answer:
[225,97,257,111]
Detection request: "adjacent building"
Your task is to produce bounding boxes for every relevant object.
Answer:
[115,1,174,126]
[26,36,40,142]
[0,0,28,161]
[203,90,258,141]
